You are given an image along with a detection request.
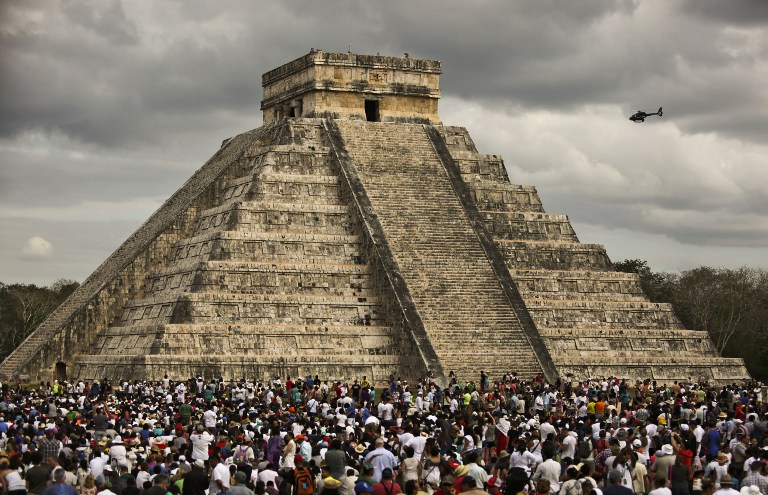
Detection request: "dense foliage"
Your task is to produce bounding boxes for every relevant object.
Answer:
[0,279,79,363]
[614,260,768,379]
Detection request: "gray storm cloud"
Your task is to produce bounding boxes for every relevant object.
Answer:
[0,0,766,284]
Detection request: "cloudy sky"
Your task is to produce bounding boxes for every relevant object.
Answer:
[1,0,767,286]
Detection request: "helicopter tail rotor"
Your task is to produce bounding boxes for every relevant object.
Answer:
[657,107,663,117]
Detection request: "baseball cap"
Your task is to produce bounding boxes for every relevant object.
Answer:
[486,476,502,488]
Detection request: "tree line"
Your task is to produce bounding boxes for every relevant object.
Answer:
[613,260,768,379]
[1,265,766,379]
[0,279,79,364]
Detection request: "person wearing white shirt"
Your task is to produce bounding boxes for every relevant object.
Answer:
[209,456,230,495]
[510,444,537,473]
[540,421,556,442]
[255,465,279,486]
[406,431,427,460]
[190,426,214,461]
[89,454,107,478]
[377,399,394,424]
[203,407,217,428]
[646,423,658,439]
[561,430,577,461]
[109,437,129,468]
[531,447,561,494]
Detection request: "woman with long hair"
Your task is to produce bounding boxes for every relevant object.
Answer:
[401,446,422,484]
[1,455,27,495]
[79,475,97,495]
[510,438,538,474]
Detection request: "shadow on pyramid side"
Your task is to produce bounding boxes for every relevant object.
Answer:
[1,51,749,385]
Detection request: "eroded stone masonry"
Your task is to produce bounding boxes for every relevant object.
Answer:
[0,51,749,385]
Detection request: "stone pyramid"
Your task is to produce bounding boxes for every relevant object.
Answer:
[1,51,749,385]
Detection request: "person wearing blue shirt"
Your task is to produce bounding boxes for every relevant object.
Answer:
[43,468,77,495]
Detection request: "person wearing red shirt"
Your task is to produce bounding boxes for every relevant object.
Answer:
[372,468,402,495]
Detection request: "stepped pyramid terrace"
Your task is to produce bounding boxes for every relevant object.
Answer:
[0,50,749,385]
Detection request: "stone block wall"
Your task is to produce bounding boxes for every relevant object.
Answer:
[328,120,547,381]
[2,117,751,385]
[262,51,441,124]
[0,124,282,382]
[69,119,435,384]
[435,125,750,383]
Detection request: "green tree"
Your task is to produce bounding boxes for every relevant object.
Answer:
[613,260,768,379]
[0,279,79,362]
[673,267,768,378]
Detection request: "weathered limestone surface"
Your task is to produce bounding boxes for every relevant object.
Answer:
[0,119,435,383]
[262,51,441,125]
[328,121,549,380]
[0,51,749,385]
[436,125,749,382]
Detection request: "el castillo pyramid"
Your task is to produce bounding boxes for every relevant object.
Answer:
[1,51,749,385]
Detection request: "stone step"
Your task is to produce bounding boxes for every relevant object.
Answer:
[524,298,676,311]
[537,327,708,337]
[185,261,375,296]
[249,173,344,204]
[71,353,402,383]
[219,176,255,204]
[172,230,363,262]
[92,323,398,356]
[119,292,385,326]
[434,126,479,154]
[527,303,684,330]
[548,340,717,356]
[199,200,350,219]
[468,180,545,213]
[334,120,543,376]
[551,357,749,383]
[553,355,746,367]
[102,322,395,337]
[510,268,647,301]
[246,143,332,160]
[195,201,354,236]
[497,239,613,270]
[481,211,579,242]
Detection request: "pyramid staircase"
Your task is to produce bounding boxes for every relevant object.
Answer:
[434,126,749,383]
[72,120,424,382]
[2,121,438,383]
[327,121,552,381]
[0,118,750,385]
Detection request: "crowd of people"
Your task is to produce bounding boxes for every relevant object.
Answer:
[0,372,766,495]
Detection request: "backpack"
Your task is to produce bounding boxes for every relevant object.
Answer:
[233,445,250,465]
[294,466,315,495]
[563,479,582,495]
[577,438,592,461]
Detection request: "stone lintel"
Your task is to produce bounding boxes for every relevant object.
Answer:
[262,51,441,124]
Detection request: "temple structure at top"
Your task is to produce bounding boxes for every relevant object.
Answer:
[261,50,441,124]
[0,50,750,385]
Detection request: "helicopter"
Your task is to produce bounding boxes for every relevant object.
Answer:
[629,107,663,122]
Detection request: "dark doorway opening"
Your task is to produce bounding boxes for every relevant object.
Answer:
[365,100,380,122]
[55,362,67,382]
[288,99,303,118]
